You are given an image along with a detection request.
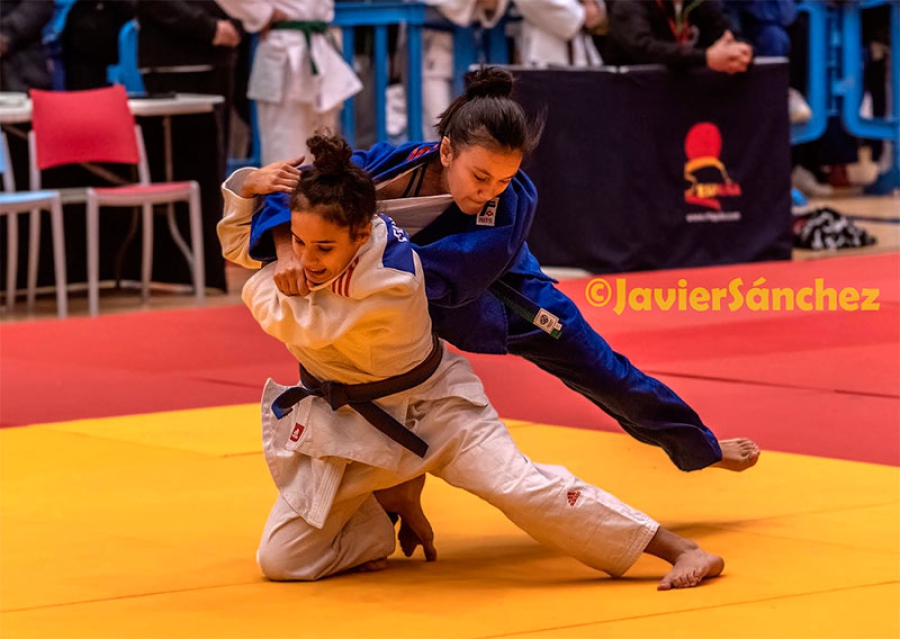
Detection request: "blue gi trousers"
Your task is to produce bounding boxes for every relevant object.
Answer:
[503,274,723,472]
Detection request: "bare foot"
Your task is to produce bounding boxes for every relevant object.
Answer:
[644,527,724,592]
[711,438,760,471]
[355,558,388,573]
[657,549,724,591]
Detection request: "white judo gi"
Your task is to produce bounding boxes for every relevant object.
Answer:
[218,170,659,581]
[421,0,601,136]
[216,1,362,164]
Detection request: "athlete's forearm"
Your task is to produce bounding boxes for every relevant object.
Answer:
[273,225,294,262]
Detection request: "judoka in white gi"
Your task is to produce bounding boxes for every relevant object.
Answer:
[421,0,603,136]
[217,131,725,590]
[216,0,362,164]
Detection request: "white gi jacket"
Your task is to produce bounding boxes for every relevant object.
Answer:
[426,0,601,68]
[216,0,361,113]
[218,170,484,529]
[220,169,658,578]
[514,0,603,67]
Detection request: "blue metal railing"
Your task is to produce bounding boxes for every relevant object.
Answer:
[791,2,829,144]
[791,0,900,191]
[840,0,900,192]
[333,1,425,145]
[450,18,510,96]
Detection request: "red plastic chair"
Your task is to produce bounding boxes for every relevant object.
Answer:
[29,85,204,316]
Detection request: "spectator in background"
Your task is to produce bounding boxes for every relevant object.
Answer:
[512,0,604,68]
[135,0,242,292]
[0,0,54,92]
[62,0,135,90]
[136,0,241,146]
[420,0,505,139]
[723,0,794,58]
[723,0,810,123]
[602,0,752,74]
[215,1,362,164]
[421,0,603,138]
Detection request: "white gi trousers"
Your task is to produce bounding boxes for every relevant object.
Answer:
[257,103,337,166]
[216,1,362,165]
[257,350,659,581]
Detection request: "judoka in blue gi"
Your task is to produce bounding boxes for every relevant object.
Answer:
[219,130,726,589]
[237,67,760,473]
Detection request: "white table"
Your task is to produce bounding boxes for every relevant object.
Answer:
[0,92,225,293]
[0,92,223,124]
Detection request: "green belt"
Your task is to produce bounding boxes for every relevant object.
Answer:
[489,280,564,339]
[270,20,328,75]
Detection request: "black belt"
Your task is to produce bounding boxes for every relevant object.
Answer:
[271,335,442,458]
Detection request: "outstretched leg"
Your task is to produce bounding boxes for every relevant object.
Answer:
[504,272,760,472]
[420,389,659,578]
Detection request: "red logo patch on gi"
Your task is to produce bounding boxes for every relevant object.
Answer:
[566,490,581,507]
[405,143,438,162]
[289,423,305,442]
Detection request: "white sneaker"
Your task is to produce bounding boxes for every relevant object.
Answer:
[791,165,834,198]
[789,88,813,123]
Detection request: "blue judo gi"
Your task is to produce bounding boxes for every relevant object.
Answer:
[250,142,722,471]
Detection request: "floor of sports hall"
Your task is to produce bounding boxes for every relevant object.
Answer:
[1,188,898,639]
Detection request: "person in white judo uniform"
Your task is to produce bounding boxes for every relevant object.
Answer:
[218,131,724,590]
[216,0,362,164]
[421,0,603,137]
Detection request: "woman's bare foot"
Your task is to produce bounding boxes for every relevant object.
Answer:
[644,526,724,591]
[711,438,760,471]
[657,549,724,591]
[355,558,388,573]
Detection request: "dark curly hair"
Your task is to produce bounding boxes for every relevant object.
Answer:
[436,66,544,156]
[289,131,376,239]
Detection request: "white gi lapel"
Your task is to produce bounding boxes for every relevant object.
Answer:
[260,379,409,528]
[261,379,347,529]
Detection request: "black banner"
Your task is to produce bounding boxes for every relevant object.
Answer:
[514,62,793,273]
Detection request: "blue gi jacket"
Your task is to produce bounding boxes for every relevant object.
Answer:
[249,142,725,471]
[250,141,548,354]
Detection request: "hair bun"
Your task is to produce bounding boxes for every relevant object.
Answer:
[307,131,353,176]
[464,67,514,100]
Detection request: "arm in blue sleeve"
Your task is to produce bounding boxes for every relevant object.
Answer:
[248,143,397,262]
[248,192,291,263]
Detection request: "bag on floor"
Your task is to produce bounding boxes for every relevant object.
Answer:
[792,207,877,250]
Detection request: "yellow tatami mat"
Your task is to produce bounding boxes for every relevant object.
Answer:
[1,407,898,639]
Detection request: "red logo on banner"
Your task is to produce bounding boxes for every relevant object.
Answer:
[566,490,581,506]
[683,123,742,211]
[289,423,305,442]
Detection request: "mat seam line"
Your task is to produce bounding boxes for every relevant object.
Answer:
[467,579,900,639]
[643,369,900,399]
